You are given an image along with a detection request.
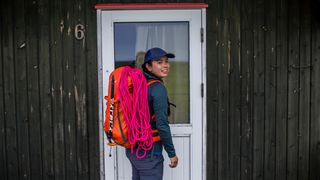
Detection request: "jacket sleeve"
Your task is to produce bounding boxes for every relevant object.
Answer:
[151,83,176,158]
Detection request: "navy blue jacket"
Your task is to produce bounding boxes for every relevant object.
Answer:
[144,72,176,158]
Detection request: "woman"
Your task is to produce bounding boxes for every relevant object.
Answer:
[126,47,179,180]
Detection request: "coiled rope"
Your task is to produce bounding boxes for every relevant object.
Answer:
[118,66,153,158]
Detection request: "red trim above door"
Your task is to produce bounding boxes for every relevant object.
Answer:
[95,3,208,10]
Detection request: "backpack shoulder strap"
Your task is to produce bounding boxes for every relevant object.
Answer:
[146,79,163,143]
[147,79,161,86]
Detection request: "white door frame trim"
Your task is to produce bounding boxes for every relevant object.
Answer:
[96,8,207,180]
[201,8,207,180]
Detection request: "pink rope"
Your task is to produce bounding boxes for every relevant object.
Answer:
[118,66,153,158]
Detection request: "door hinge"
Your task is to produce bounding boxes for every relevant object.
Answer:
[200,27,204,43]
[201,83,204,97]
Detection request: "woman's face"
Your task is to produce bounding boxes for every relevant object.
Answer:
[146,56,170,78]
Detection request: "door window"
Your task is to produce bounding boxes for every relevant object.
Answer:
[114,22,190,124]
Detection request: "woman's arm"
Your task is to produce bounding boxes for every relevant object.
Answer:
[151,83,176,158]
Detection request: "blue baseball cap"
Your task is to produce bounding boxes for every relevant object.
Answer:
[144,47,175,64]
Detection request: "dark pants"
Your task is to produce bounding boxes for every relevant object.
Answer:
[126,149,164,180]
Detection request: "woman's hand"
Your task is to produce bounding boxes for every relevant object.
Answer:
[169,156,178,168]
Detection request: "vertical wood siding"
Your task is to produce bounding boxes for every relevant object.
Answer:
[206,0,320,180]
[0,0,100,179]
[1,0,320,179]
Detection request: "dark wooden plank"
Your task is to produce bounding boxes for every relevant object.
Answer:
[61,0,77,178]
[252,0,265,179]
[50,0,66,178]
[298,1,312,179]
[206,0,220,179]
[13,0,32,179]
[25,0,43,179]
[0,2,8,179]
[310,12,320,180]
[264,0,277,178]
[228,0,241,179]
[275,0,289,179]
[217,0,230,179]
[240,0,254,179]
[2,0,19,179]
[85,0,100,178]
[38,0,54,179]
[74,0,89,179]
[286,0,300,180]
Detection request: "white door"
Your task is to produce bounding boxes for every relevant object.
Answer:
[98,9,206,180]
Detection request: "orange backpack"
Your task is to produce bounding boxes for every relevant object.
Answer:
[104,66,160,151]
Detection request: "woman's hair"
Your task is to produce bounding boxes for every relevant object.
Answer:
[142,61,152,74]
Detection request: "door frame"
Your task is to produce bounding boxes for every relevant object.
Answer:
[96,4,207,180]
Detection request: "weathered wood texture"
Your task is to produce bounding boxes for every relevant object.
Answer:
[206,0,320,179]
[1,0,320,179]
[0,0,100,179]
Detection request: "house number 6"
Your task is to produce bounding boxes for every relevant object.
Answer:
[75,24,85,40]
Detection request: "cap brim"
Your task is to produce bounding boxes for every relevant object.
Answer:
[165,53,175,58]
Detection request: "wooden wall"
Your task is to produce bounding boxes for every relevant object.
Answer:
[1,0,320,180]
[206,0,320,179]
[0,0,100,179]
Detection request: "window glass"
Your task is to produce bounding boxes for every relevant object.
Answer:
[114,22,189,124]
